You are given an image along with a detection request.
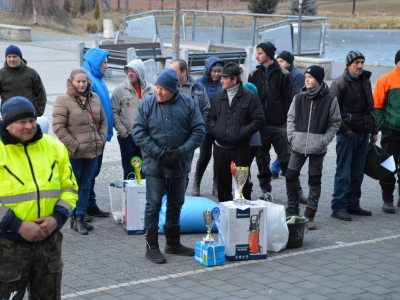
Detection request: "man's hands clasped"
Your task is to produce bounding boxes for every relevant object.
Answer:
[160,149,182,169]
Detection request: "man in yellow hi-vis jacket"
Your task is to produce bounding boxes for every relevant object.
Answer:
[0,96,78,300]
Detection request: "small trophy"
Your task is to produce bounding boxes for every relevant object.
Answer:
[203,209,215,244]
[233,165,249,206]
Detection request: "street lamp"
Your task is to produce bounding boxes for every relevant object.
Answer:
[297,0,303,56]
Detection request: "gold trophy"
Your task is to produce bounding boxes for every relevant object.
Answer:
[203,209,215,244]
[233,166,249,206]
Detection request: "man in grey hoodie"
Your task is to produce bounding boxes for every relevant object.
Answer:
[286,65,341,230]
[111,59,155,180]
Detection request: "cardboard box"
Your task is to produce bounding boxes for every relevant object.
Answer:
[219,201,267,261]
[195,241,225,267]
[121,180,146,235]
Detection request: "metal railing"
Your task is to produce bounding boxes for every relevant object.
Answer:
[121,10,328,56]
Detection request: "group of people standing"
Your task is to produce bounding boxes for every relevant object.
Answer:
[1,37,400,298]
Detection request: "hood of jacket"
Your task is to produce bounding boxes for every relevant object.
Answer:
[66,78,93,103]
[82,48,109,79]
[125,59,146,88]
[203,56,224,80]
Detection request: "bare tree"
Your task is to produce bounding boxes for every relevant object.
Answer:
[14,0,73,27]
[172,0,180,59]
[32,0,38,25]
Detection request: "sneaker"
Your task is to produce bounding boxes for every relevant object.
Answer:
[382,202,396,214]
[305,218,316,230]
[86,207,110,217]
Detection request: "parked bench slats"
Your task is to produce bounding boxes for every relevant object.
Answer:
[187,51,247,74]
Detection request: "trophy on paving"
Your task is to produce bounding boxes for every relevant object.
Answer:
[203,209,215,244]
[231,161,249,206]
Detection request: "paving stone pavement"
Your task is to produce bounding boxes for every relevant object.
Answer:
[1,31,400,300]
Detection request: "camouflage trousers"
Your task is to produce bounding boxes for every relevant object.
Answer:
[0,231,63,300]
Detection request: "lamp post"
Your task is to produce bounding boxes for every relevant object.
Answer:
[297,0,303,56]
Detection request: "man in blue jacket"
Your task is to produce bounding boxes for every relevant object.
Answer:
[82,48,113,218]
[134,69,205,264]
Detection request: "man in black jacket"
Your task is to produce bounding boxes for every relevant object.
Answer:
[208,63,264,202]
[330,51,378,221]
[248,42,294,194]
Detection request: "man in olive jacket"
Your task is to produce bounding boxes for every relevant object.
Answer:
[0,45,47,116]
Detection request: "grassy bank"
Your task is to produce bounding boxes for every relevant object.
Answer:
[0,0,399,35]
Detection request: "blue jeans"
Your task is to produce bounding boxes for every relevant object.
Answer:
[70,157,98,216]
[331,132,369,213]
[270,157,281,174]
[144,175,186,231]
[117,134,143,180]
[88,154,103,210]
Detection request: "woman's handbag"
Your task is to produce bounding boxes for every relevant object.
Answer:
[364,143,394,180]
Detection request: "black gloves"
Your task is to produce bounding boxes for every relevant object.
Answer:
[166,149,182,163]
[160,149,182,169]
[160,152,175,169]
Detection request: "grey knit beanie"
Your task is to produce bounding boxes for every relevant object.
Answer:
[346,51,365,67]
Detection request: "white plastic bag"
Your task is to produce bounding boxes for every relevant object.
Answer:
[265,195,289,252]
[109,181,123,224]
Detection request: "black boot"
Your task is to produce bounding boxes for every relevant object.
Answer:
[73,215,88,235]
[145,230,167,264]
[70,215,94,231]
[286,181,299,215]
[192,175,201,196]
[304,207,317,230]
[164,226,194,256]
[212,179,218,197]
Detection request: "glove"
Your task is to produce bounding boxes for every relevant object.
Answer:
[166,149,182,163]
[160,152,175,169]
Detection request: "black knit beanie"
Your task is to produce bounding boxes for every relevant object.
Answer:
[256,42,276,60]
[2,96,37,127]
[305,65,325,84]
[277,51,294,65]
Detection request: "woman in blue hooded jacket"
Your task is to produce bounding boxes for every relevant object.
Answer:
[193,56,224,196]
[81,48,112,217]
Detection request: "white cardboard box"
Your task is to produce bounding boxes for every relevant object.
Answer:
[219,201,267,261]
[121,180,146,234]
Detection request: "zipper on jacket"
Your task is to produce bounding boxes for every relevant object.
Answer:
[48,160,58,182]
[3,166,25,185]
[69,166,76,186]
[305,100,314,156]
[24,145,41,218]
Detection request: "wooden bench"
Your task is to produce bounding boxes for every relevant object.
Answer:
[77,41,171,73]
[0,24,31,42]
[185,51,247,75]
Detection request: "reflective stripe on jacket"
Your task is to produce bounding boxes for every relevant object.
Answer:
[0,134,78,224]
